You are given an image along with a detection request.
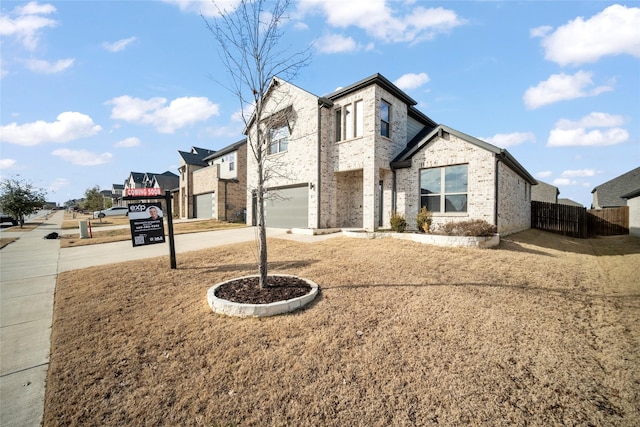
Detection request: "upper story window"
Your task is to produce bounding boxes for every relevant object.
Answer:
[335,100,363,142]
[420,164,468,213]
[380,100,391,138]
[269,125,289,154]
[221,153,235,171]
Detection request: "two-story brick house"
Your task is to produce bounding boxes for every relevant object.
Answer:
[245,74,537,235]
[178,140,247,221]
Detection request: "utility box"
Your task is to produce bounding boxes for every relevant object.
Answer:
[79,220,89,239]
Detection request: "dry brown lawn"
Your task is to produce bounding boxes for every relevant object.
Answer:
[45,230,640,426]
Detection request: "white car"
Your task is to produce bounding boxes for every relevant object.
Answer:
[93,207,129,218]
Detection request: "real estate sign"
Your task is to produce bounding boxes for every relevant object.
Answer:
[128,202,165,247]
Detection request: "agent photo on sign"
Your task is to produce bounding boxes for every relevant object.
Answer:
[147,206,163,220]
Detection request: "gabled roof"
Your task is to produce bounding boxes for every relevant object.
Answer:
[152,174,179,191]
[591,167,640,207]
[326,73,416,106]
[391,124,537,185]
[558,198,584,207]
[128,172,145,183]
[178,147,216,166]
[531,180,559,203]
[112,183,124,190]
[204,138,247,162]
[621,188,640,199]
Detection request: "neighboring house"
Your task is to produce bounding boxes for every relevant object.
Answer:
[100,189,113,207]
[245,73,537,235]
[531,180,559,204]
[177,147,216,218]
[591,167,640,209]
[178,140,247,220]
[112,184,124,207]
[558,198,583,207]
[124,171,178,193]
[621,189,640,237]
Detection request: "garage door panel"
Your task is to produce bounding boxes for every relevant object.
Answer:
[194,193,214,218]
[265,186,308,228]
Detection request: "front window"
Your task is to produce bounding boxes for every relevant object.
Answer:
[269,125,289,154]
[420,165,468,213]
[380,100,390,137]
[336,100,364,141]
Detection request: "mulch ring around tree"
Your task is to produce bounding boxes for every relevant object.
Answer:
[214,275,312,304]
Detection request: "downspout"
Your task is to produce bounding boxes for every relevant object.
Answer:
[317,97,333,229]
[391,169,397,212]
[317,103,322,229]
[495,153,502,232]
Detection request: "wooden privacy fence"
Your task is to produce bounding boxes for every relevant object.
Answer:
[588,207,629,236]
[531,201,629,238]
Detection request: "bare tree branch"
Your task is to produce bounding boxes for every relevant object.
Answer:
[203,0,311,287]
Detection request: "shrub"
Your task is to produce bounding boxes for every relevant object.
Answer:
[389,211,407,233]
[435,219,497,237]
[416,207,432,233]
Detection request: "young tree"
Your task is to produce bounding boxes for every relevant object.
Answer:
[0,177,47,227]
[204,0,310,288]
[82,186,105,212]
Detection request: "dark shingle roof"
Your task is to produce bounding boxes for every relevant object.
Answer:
[391,124,537,185]
[203,139,247,161]
[178,147,216,166]
[591,167,640,207]
[558,198,584,207]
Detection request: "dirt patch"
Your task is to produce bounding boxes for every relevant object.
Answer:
[215,275,311,304]
[44,229,640,426]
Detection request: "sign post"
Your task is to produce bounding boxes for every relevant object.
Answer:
[123,188,176,269]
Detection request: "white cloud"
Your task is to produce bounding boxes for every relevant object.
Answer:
[394,72,430,90]
[547,112,629,147]
[51,149,113,166]
[553,178,575,186]
[47,177,69,192]
[297,0,464,44]
[548,128,628,147]
[162,0,239,17]
[103,36,137,52]
[0,1,57,51]
[560,169,596,178]
[315,33,359,54]
[482,132,535,148]
[555,112,625,130]
[529,25,552,38]
[0,112,102,146]
[114,137,141,148]
[536,171,553,178]
[534,4,640,66]
[523,71,614,109]
[106,95,219,133]
[25,58,74,73]
[0,159,18,170]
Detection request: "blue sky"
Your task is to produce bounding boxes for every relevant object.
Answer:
[1,0,638,207]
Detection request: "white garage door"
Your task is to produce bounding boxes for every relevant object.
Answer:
[264,185,308,228]
[194,193,215,218]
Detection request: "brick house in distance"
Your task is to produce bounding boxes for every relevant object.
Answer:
[245,74,537,235]
[178,140,247,221]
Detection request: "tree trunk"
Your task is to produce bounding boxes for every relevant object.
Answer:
[257,187,268,288]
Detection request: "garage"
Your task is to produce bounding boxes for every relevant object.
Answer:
[194,193,215,218]
[264,185,308,228]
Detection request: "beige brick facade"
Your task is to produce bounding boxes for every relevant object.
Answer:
[244,75,535,235]
[178,142,247,221]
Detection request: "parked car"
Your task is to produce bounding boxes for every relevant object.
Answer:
[93,206,129,218]
[0,212,18,226]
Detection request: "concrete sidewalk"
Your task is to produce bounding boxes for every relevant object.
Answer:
[1,210,63,427]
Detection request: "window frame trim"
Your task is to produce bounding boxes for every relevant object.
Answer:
[419,164,469,215]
